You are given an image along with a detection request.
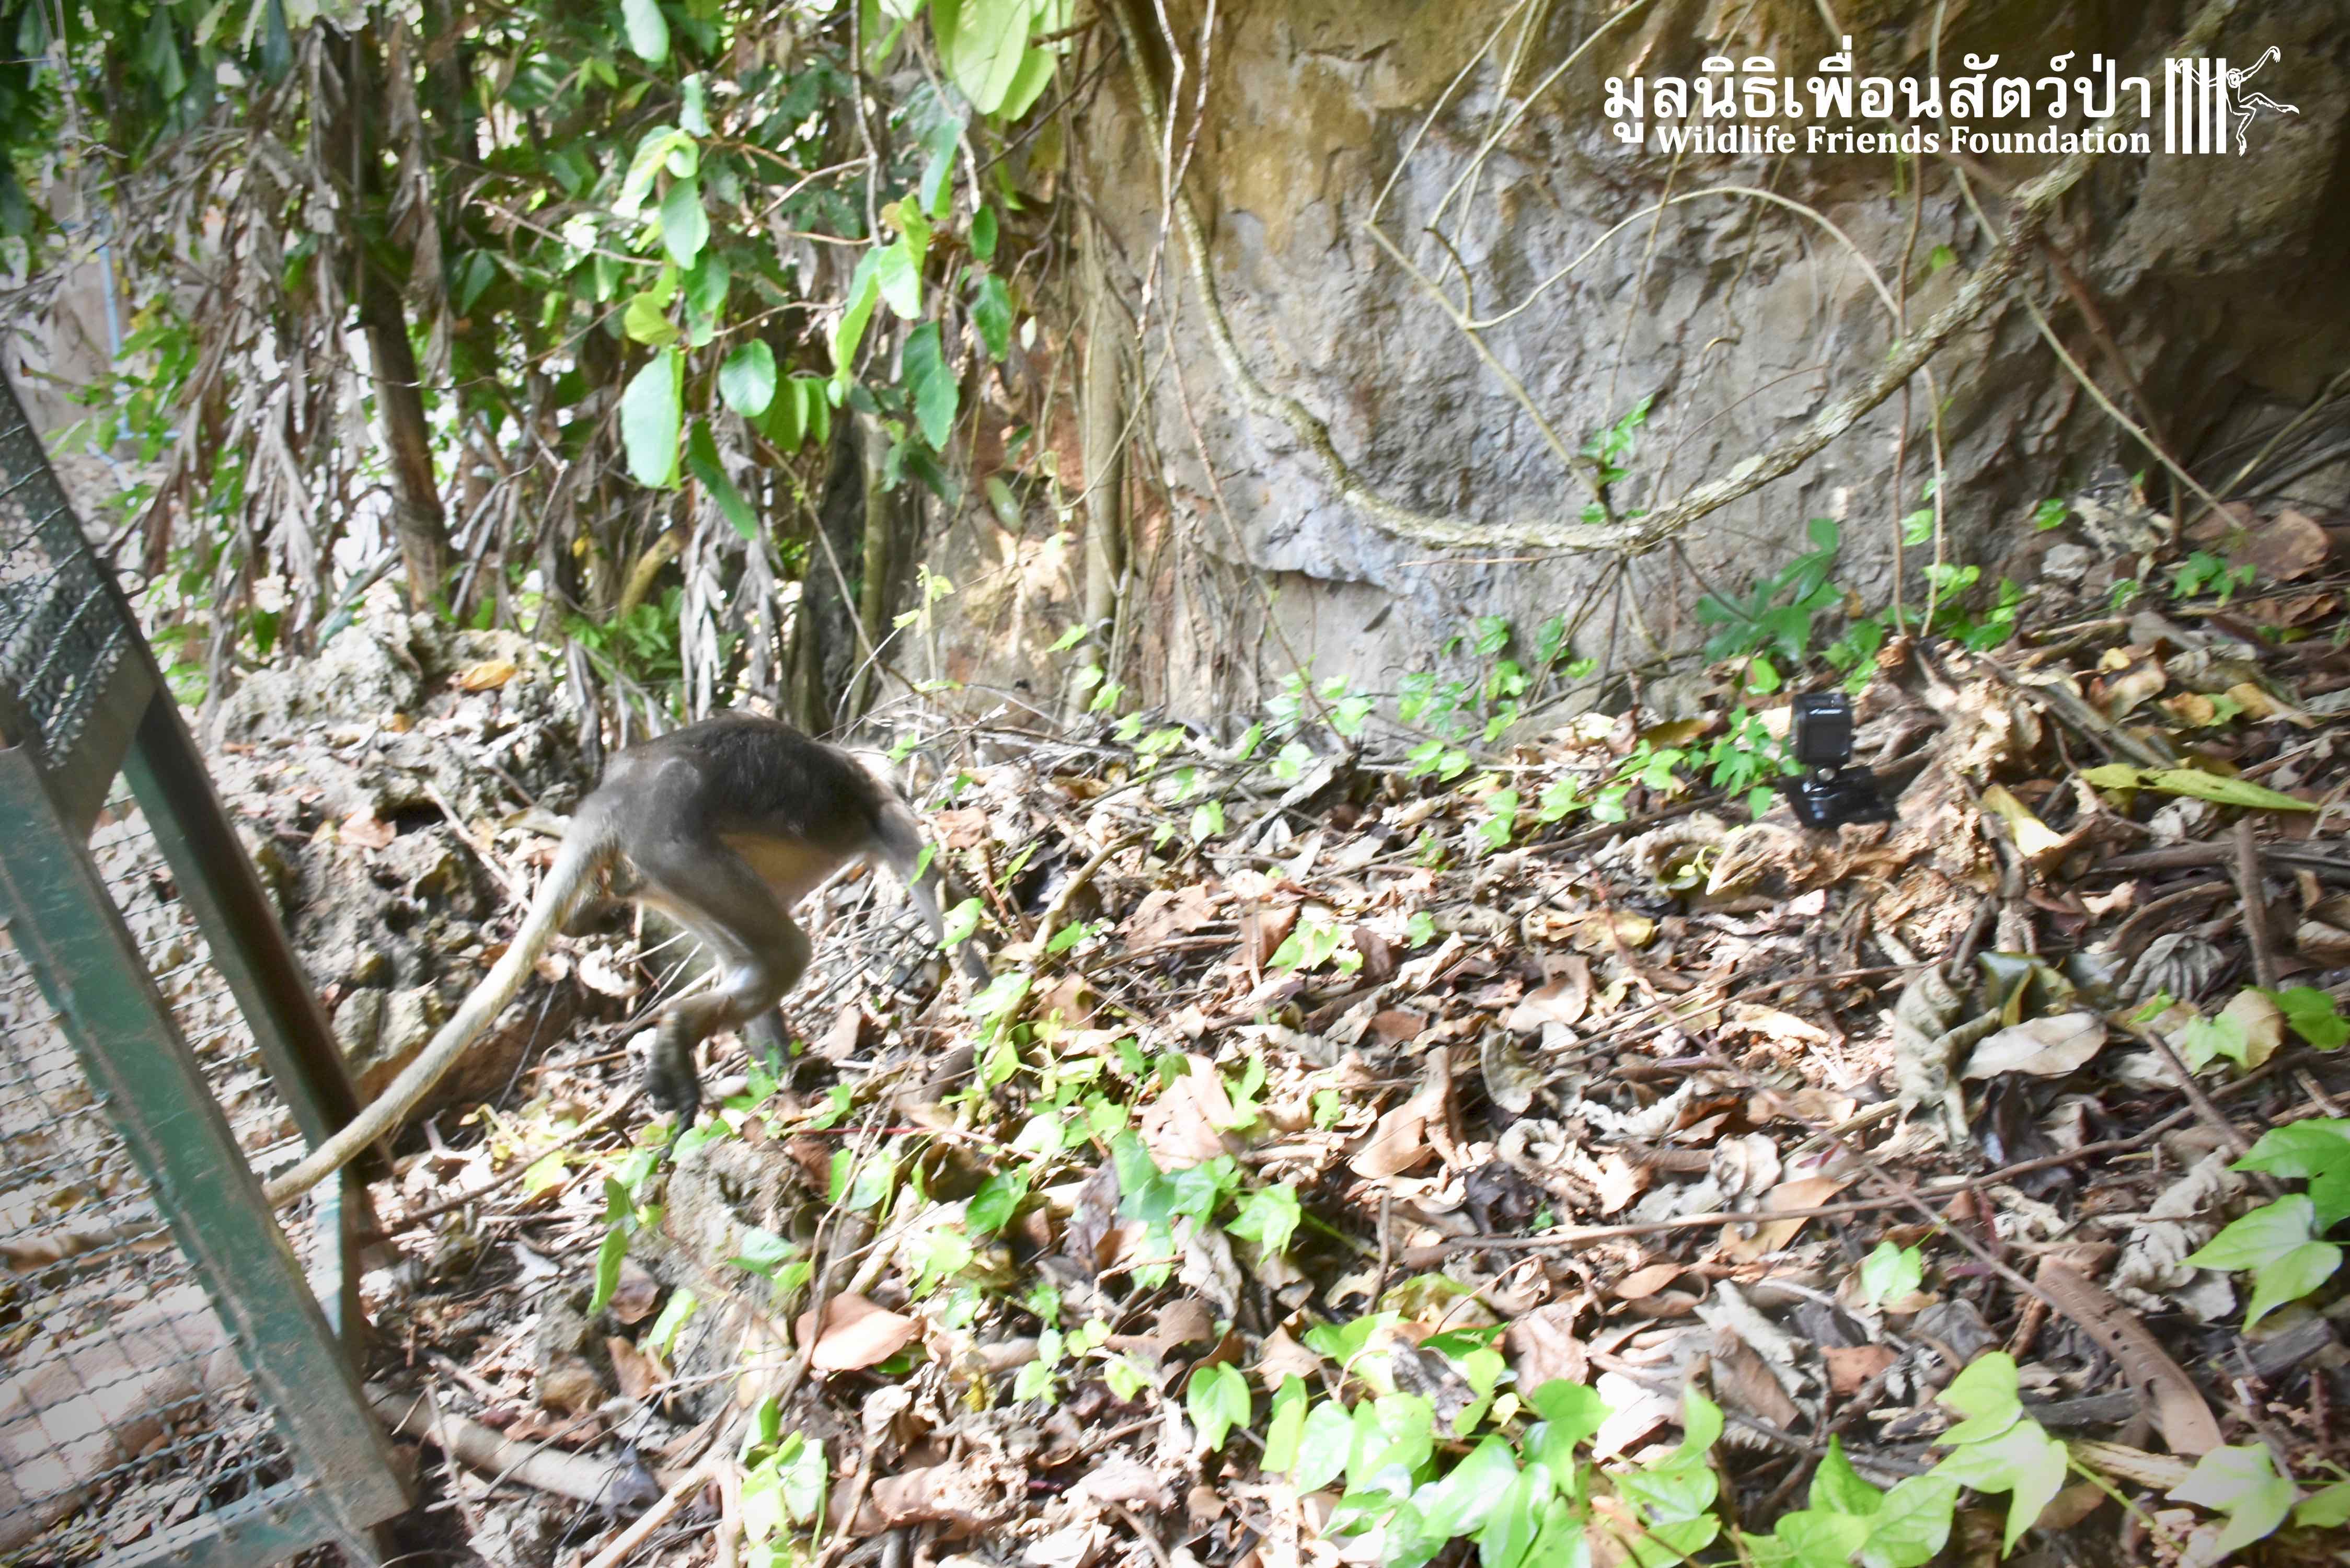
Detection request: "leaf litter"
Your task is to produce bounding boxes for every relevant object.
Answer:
[322,533,2350,1567]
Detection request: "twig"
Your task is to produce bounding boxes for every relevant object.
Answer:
[810,1445,878,1568]
[2233,818,2279,991]
[2123,1024,2254,1161]
[577,1453,719,1568]
[368,1383,678,1506]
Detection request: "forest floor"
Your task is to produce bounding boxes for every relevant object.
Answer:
[15,503,2350,1568]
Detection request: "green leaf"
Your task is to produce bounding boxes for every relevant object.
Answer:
[971,203,999,262]
[719,341,777,417]
[2296,1480,2350,1529]
[998,40,1057,119]
[1770,1509,1871,1567]
[1811,1437,1884,1517]
[1859,1241,1923,1308]
[1860,1474,1959,1568]
[685,421,758,539]
[727,1225,797,1277]
[1263,1377,1310,1473]
[1935,1352,2023,1444]
[1476,1462,1554,1568]
[966,1169,1029,1235]
[2245,1239,2343,1327]
[623,290,678,346]
[902,321,959,448]
[620,349,683,488]
[684,249,730,317]
[971,272,1013,361]
[1186,1362,1252,1451]
[590,1224,629,1313]
[648,1287,699,1354]
[621,0,669,63]
[1420,1436,1519,1540]
[874,235,923,319]
[1349,1393,1436,1497]
[2268,989,2350,1051]
[1227,1183,1301,1255]
[778,1434,827,1523]
[2169,1444,2300,1558]
[2141,767,2314,811]
[1931,1420,2068,1554]
[659,175,707,269]
[931,0,1034,113]
[1293,1397,1355,1492]
[918,112,964,218]
[832,251,884,384]
[2187,1193,2324,1276]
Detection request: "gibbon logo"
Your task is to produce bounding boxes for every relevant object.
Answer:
[2165,47,2299,154]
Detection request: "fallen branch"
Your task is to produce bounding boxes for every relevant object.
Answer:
[367,1382,676,1507]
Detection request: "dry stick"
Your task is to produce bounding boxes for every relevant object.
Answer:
[2125,1023,2256,1162]
[1109,0,2243,556]
[2233,818,2280,992]
[577,1455,720,1568]
[368,1383,676,1506]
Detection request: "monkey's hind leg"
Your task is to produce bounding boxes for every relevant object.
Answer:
[632,842,814,1123]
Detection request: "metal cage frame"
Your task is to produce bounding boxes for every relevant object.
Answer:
[0,372,409,1564]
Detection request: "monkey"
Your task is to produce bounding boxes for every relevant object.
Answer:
[264,712,986,1208]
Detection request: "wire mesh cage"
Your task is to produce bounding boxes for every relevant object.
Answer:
[0,374,408,1566]
[0,826,294,1560]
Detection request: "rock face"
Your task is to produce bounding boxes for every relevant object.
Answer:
[931,0,2350,720]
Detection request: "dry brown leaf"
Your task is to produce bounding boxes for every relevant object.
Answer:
[457,658,518,691]
[1612,1263,1683,1301]
[1349,1048,1453,1179]
[798,1293,920,1373]
[1503,972,1591,1032]
[2245,508,2333,581]
[1479,1029,1541,1115]
[1710,1328,1804,1429]
[1153,1297,1216,1350]
[1369,1009,1426,1045]
[2034,1260,2221,1456]
[605,1335,665,1401]
[1254,1325,1322,1387]
[340,811,396,850]
[1724,1004,1829,1045]
[1979,784,2065,860]
[1243,904,1299,969]
[1823,1344,1896,1396]
[1139,1061,1241,1169]
[1962,1012,2109,1079]
[608,1261,660,1325]
[819,1004,868,1063]
[535,1354,602,1414]
[868,1459,1014,1533]
[933,808,990,849]
[1720,1174,1854,1260]
[1503,1304,1587,1391]
[2217,988,2285,1070]
[1573,911,1656,952]
[2098,656,2169,720]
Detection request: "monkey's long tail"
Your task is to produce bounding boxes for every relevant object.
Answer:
[263,816,617,1208]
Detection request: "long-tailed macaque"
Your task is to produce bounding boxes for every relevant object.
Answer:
[266,713,985,1207]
